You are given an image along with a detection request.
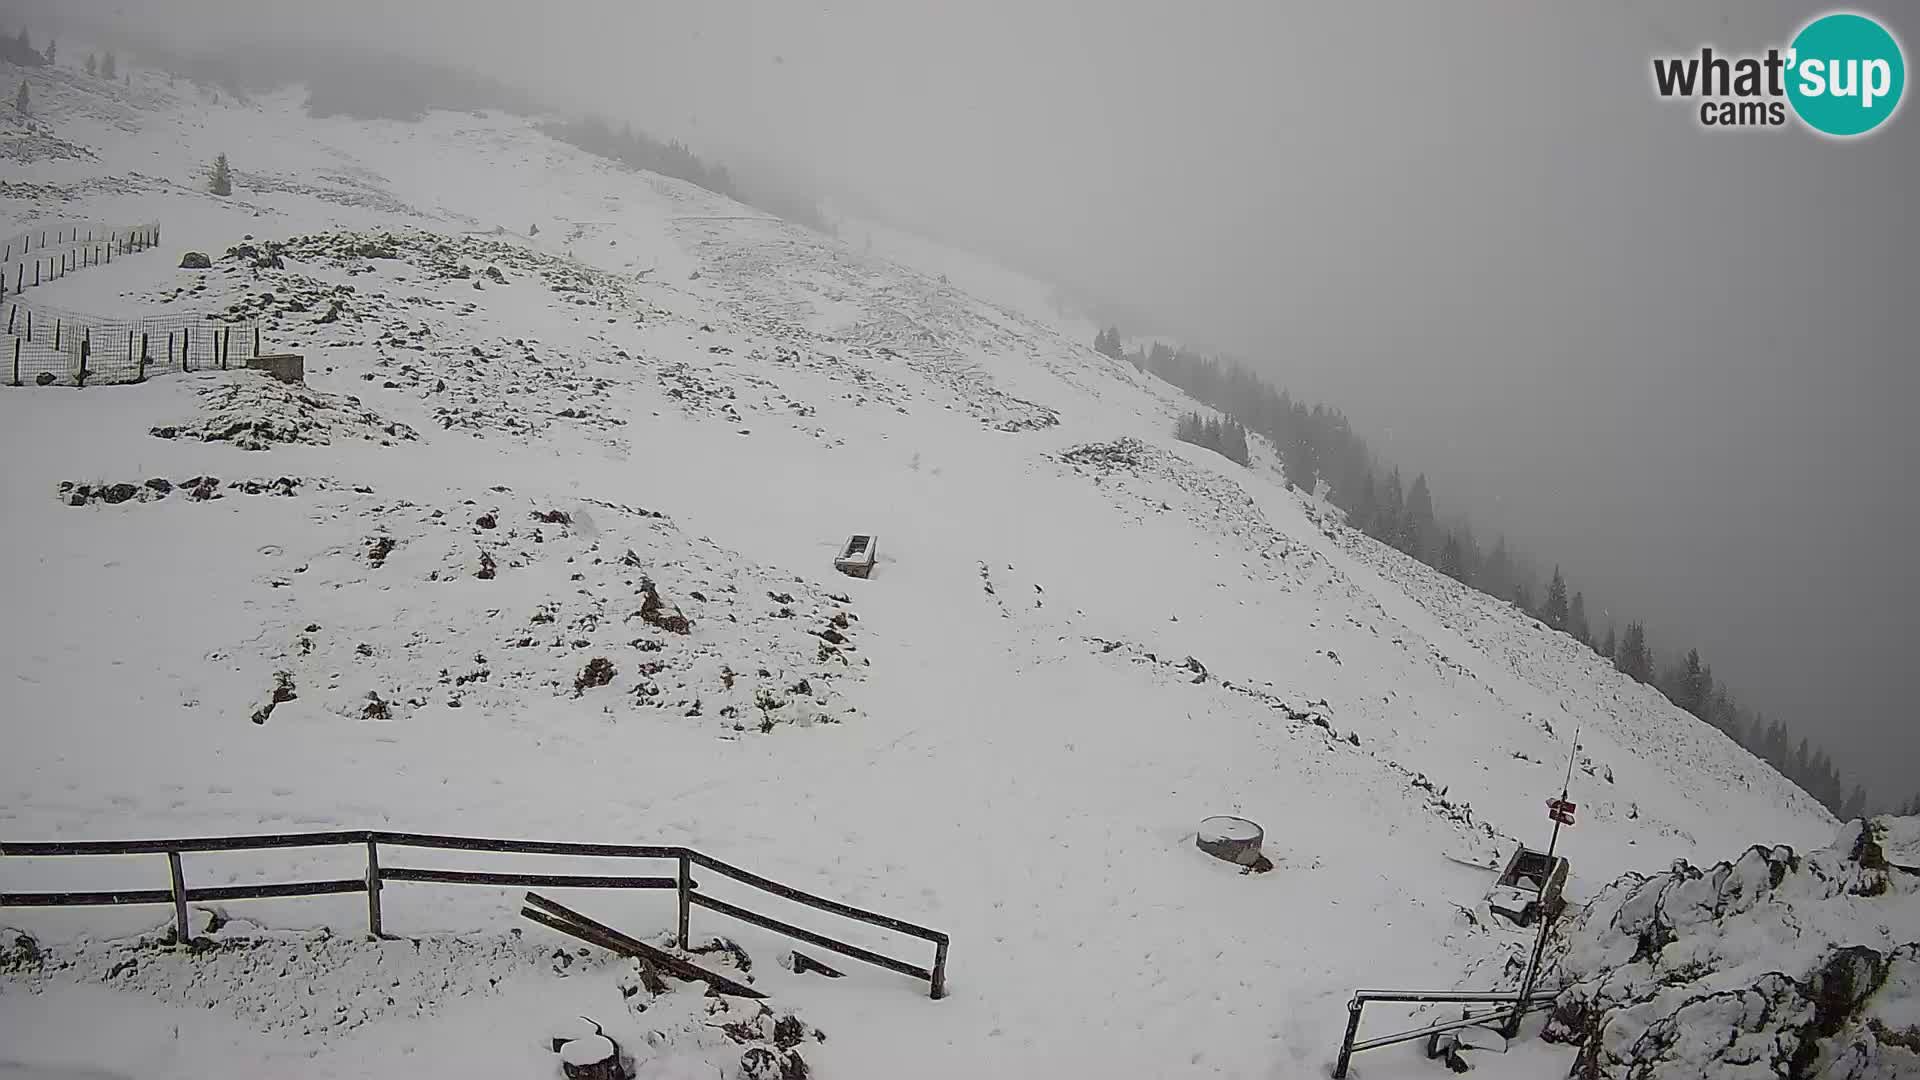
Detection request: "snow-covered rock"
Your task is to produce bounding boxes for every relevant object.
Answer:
[1542,815,1920,1079]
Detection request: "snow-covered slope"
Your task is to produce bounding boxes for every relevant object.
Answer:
[0,55,1842,1079]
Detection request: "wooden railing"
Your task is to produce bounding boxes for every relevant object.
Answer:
[0,830,948,999]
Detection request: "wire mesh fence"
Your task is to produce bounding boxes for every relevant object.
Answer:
[0,222,160,299]
[4,295,263,387]
[0,220,265,387]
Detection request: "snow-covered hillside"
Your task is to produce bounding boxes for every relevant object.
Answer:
[0,54,1858,1080]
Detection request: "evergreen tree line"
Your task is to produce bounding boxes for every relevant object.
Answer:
[1173,411,1250,465]
[1093,327,1907,818]
[4,27,50,68]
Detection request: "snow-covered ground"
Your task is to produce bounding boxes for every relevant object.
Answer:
[0,52,1876,1079]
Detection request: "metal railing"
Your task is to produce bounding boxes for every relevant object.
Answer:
[1331,987,1560,1078]
[1,829,949,999]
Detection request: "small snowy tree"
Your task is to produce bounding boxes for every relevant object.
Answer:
[42,38,53,65]
[14,80,26,115]
[85,53,96,77]
[100,51,116,80]
[208,152,232,196]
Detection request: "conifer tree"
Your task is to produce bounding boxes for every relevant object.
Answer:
[1406,473,1435,552]
[1835,780,1866,814]
[101,51,116,80]
[1680,649,1711,719]
[1617,622,1652,683]
[1568,590,1590,645]
[14,79,26,114]
[1598,624,1616,660]
[1439,533,1466,581]
[1544,567,1569,630]
[42,38,53,65]
[208,152,232,196]
[86,53,97,77]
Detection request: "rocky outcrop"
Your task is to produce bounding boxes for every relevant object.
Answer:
[1542,815,1919,1079]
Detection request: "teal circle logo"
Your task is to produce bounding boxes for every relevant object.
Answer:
[1787,13,1905,136]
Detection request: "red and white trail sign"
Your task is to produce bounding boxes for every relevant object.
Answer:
[1547,798,1577,826]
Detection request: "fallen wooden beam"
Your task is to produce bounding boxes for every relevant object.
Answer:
[791,950,845,979]
[522,891,764,999]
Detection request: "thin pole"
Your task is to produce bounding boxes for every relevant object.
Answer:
[1333,999,1365,1079]
[1505,723,1581,1037]
[1546,723,1580,864]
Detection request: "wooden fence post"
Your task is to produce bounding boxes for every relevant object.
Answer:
[183,327,190,371]
[167,331,175,369]
[78,336,89,388]
[365,838,384,938]
[167,851,191,944]
[52,319,59,350]
[139,332,149,381]
[931,939,949,1000]
[10,338,18,386]
[253,326,260,355]
[676,852,691,949]
[221,327,230,369]
[128,330,135,371]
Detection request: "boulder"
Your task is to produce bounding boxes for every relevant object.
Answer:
[179,251,212,269]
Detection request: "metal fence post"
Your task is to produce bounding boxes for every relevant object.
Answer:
[166,851,191,944]
[1333,999,1364,1079]
[365,838,384,937]
[676,852,691,949]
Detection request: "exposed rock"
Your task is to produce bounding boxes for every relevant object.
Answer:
[1540,816,1919,1079]
[575,657,616,693]
[179,251,212,269]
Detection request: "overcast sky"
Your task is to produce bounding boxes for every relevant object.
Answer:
[52,1,1918,803]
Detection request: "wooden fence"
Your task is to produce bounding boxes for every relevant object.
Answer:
[0,830,949,999]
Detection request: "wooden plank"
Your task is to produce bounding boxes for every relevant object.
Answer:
[688,850,946,943]
[167,852,190,943]
[372,832,681,859]
[365,839,382,938]
[0,888,176,907]
[522,891,764,999]
[2,830,373,856]
[383,867,679,890]
[689,891,932,983]
[187,879,366,902]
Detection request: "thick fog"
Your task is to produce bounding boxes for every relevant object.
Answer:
[43,1,1917,801]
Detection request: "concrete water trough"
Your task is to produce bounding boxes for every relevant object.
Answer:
[834,534,877,579]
